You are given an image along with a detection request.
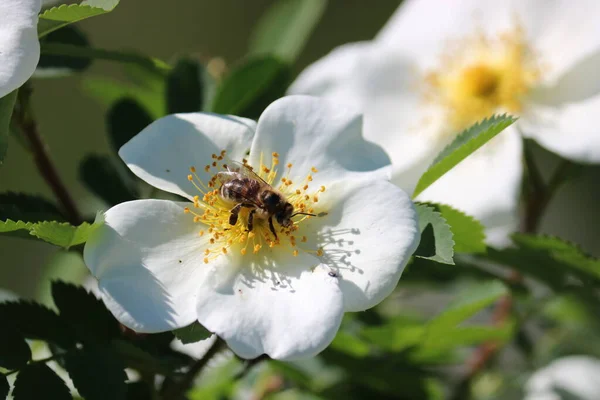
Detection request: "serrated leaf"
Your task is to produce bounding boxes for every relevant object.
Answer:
[12,363,72,400]
[83,77,165,119]
[413,203,454,264]
[79,155,138,206]
[0,219,33,233]
[0,327,31,370]
[0,91,18,165]
[428,280,508,332]
[173,321,211,345]
[0,375,8,400]
[211,56,292,119]
[412,115,516,198]
[52,281,121,343]
[166,58,204,114]
[38,2,120,38]
[249,0,327,63]
[419,202,486,254]
[0,192,64,222]
[30,221,99,248]
[0,301,75,348]
[65,346,127,400]
[38,26,91,75]
[107,98,153,153]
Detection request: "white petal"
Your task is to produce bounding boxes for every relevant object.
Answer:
[416,128,523,247]
[0,0,41,98]
[522,85,600,163]
[302,179,419,312]
[525,356,600,400]
[83,199,223,333]
[289,43,447,194]
[377,0,600,81]
[119,113,256,200]
[248,95,392,187]
[196,255,344,360]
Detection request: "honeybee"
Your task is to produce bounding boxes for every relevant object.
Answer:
[217,162,314,239]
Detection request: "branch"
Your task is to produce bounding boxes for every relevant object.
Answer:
[14,85,82,225]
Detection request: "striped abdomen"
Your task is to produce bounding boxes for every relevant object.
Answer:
[220,178,261,203]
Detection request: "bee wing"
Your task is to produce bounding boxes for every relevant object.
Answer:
[226,161,271,186]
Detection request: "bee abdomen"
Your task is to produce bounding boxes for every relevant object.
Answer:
[220,178,261,202]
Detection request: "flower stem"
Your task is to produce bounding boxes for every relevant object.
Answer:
[161,337,228,400]
[14,85,83,225]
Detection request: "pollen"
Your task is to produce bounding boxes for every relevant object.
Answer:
[183,150,327,264]
[423,22,542,133]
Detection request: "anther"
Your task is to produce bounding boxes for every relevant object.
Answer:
[272,152,279,158]
[311,167,318,173]
[184,207,190,213]
[203,258,209,264]
[317,248,324,257]
[287,163,293,168]
[240,248,247,255]
[190,166,196,173]
[320,186,326,192]
[187,175,193,181]
[293,250,299,257]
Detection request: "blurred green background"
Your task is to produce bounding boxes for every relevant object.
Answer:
[2,0,600,301]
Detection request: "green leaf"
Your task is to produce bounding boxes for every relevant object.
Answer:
[0,301,75,348]
[249,0,327,63]
[52,281,121,343]
[38,2,120,38]
[412,114,516,198]
[107,98,153,153]
[211,56,292,119]
[173,321,211,345]
[83,77,165,119]
[65,346,127,400]
[419,202,486,254]
[0,375,8,400]
[166,58,205,114]
[330,331,371,357]
[0,90,18,165]
[79,155,138,206]
[29,221,99,249]
[0,219,33,234]
[12,363,72,400]
[0,192,64,223]
[361,320,425,352]
[428,280,508,332]
[413,203,454,264]
[0,327,31,370]
[38,26,91,74]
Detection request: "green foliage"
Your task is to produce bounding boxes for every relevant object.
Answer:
[0,301,75,348]
[414,203,455,264]
[166,58,205,114]
[249,0,327,63]
[107,98,153,153]
[79,155,138,206]
[0,219,99,248]
[65,346,127,400]
[52,282,121,343]
[38,2,120,38]
[38,26,91,74]
[12,363,71,400]
[173,321,212,345]
[0,192,64,222]
[211,56,292,119]
[412,114,516,198]
[0,327,31,370]
[0,90,17,166]
[421,203,486,254]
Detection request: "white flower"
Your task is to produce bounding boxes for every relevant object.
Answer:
[289,0,600,246]
[0,0,41,98]
[83,95,419,360]
[524,356,600,400]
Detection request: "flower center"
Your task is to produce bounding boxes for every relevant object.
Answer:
[184,151,326,264]
[424,23,542,132]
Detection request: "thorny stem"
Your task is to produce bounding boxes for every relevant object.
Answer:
[14,85,83,225]
[456,142,578,396]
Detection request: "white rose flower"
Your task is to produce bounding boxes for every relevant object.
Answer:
[524,356,600,400]
[83,95,420,360]
[0,0,41,98]
[290,0,600,245]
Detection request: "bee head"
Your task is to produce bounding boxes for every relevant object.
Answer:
[276,203,294,227]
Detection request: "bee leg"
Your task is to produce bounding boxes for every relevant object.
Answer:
[229,203,243,226]
[247,209,256,232]
[268,216,278,240]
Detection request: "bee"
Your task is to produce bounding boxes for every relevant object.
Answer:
[217,162,314,239]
